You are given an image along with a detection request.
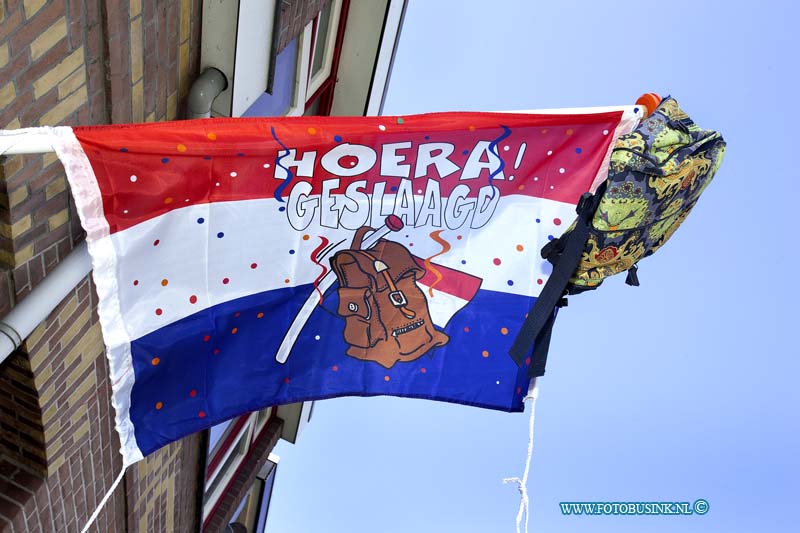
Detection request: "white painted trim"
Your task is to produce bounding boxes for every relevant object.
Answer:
[0,127,54,154]
[254,406,273,438]
[203,412,257,520]
[366,0,406,116]
[307,0,343,98]
[502,105,641,115]
[0,106,641,156]
[285,23,314,117]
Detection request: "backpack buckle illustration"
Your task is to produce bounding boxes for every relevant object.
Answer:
[388,290,408,307]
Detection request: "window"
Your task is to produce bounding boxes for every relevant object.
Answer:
[307,0,343,99]
[205,426,250,505]
[242,39,300,117]
[254,460,278,533]
[254,406,272,438]
[204,406,275,522]
[208,419,234,457]
[226,459,278,533]
[204,414,255,518]
[243,0,344,118]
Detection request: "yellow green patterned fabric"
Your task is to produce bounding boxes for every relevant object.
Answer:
[569,96,726,288]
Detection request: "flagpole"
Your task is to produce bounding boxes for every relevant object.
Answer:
[0,103,644,157]
[0,127,57,155]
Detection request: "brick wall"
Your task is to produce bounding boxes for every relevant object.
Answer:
[276,0,329,53]
[0,278,126,532]
[0,1,205,531]
[126,434,204,533]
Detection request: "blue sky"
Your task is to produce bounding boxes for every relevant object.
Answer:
[267,1,799,531]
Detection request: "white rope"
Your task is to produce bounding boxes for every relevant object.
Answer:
[80,464,127,533]
[503,377,540,533]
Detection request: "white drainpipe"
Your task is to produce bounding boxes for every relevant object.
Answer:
[0,238,92,364]
[186,68,228,119]
[0,69,228,364]
[1,134,93,365]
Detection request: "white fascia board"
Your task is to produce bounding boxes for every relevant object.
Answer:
[365,0,407,116]
[330,0,388,116]
[201,0,276,118]
[276,401,314,444]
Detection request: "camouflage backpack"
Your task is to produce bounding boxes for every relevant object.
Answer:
[510,96,726,376]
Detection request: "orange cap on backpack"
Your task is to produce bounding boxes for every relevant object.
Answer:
[636,93,662,117]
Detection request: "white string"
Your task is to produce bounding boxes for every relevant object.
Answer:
[80,464,127,533]
[503,377,540,533]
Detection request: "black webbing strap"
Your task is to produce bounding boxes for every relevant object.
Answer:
[527,311,555,377]
[509,192,598,371]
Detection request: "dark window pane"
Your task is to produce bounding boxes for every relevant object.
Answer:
[311,2,333,78]
[255,466,277,532]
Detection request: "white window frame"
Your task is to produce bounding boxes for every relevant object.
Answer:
[285,24,313,117]
[204,412,257,520]
[254,406,273,439]
[307,0,343,98]
[284,0,342,117]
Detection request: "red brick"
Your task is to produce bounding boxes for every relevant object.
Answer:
[27,164,64,193]
[0,495,22,528]
[56,236,72,261]
[66,0,83,48]
[0,91,35,134]
[7,376,37,397]
[1,155,41,192]
[6,0,22,14]
[166,3,179,93]
[0,270,13,317]
[15,39,72,88]
[85,0,101,27]
[32,191,68,222]
[76,277,90,303]
[42,245,58,273]
[86,29,102,76]
[9,0,66,57]
[0,46,31,85]
[19,89,61,130]
[12,222,48,251]
[0,478,33,506]
[0,3,210,529]
[0,7,23,43]
[76,103,90,124]
[155,3,167,120]
[88,86,106,123]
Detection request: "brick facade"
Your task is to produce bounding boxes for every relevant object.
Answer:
[276,0,329,53]
[0,1,205,531]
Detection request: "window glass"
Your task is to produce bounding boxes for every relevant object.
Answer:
[311,1,333,78]
[254,407,272,437]
[255,466,277,533]
[206,432,248,499]
[304,98,321,116]
[208,419,233,457]
[230,492,250,525]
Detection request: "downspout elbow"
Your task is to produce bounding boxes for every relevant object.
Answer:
[187,68,228,119]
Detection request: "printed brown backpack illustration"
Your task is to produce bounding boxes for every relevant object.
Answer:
[331,226,449,368]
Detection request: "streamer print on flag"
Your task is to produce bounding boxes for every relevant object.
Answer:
[50,109,640,464]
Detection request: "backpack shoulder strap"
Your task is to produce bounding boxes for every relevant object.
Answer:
[509,191,599,373]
